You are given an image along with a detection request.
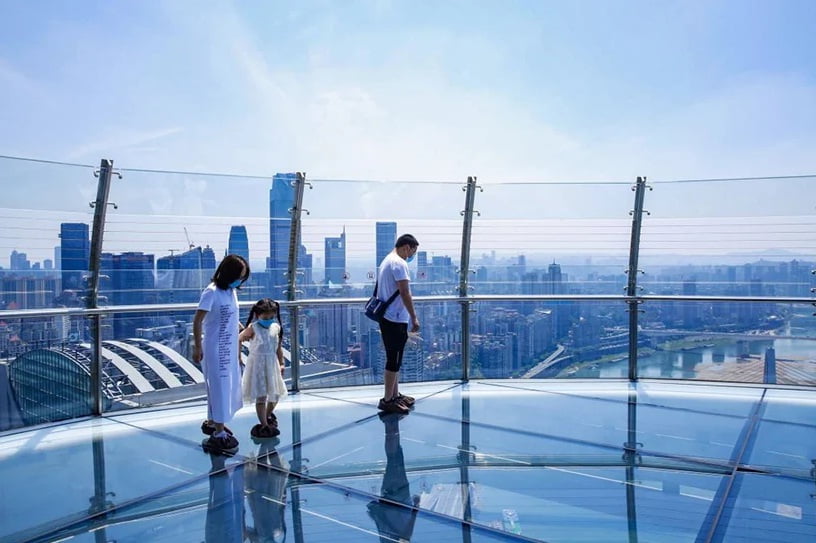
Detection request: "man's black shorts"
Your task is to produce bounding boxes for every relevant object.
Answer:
[380,318,408,371]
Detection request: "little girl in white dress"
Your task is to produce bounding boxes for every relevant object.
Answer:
[239,298,288,438]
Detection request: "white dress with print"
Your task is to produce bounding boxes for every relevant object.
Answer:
[197,283,242,423]
[242,321,288,403]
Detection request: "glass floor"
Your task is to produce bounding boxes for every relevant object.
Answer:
[2,380,816,542]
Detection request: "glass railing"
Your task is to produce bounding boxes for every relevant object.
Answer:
[469,180,633,296]
[637,299,816,384]
[639,176,816,296]
[2,154,815,432]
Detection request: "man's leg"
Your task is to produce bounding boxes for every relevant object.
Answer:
[384,368,398,401]
[391,349,404,399]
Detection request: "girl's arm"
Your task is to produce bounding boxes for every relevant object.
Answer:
[192,310,207,363]
[238,325,255,343]
[277,343,284,375]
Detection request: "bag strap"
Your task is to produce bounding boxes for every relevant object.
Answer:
[373,280,400,306]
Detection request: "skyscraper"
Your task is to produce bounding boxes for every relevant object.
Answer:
[59,223,90,292]
[269,173,295,279]
[100,252,155,337]
[156,246,215,304]
[324,227,346,285]
[10,250,30,270]
[227,225,249,262]
[545,262,563,295]
[268,173,312,297]
[375,222,397,268]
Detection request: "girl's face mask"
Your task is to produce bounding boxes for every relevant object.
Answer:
[256,318,275,328]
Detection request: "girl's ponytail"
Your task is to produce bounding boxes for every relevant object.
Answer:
[245,301,259,329]
[276,303,284,340]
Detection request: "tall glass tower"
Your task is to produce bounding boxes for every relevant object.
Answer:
[59,223,90,292]
[375,221,397,268]
[268,173,312,296]
[324,227,346,285]
[269,174,296,293]
[103,252,155,337]
[227,225,249,262]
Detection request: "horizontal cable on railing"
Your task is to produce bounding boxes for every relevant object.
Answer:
[3,153,815,186]
[651,174,816,184]
[0,154,95,169]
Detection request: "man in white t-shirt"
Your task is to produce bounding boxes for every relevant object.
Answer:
[376,234,420,414]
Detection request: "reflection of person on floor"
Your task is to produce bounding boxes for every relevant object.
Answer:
[368,413,419,542]
[205,453,244,543]
[245,440,289,543]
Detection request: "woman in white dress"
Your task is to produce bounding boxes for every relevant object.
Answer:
[193,254,249,454]
[239,298,288,439]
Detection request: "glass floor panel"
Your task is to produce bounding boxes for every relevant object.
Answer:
[1,381,815,542]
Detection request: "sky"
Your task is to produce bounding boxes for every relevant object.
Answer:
[1,0,815,267]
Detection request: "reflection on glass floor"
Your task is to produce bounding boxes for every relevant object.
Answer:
[2,380,816,542]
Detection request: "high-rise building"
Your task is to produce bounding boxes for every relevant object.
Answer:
[324,227,346,285]
[544,261,570,340]
[269,173,296,289]
[430,255,456,288]
[10,250,30,270]
[59,223,90,292]
[227,225,249,262]
[268,173,312,297]
[414,250,430,295]
[100,252,155,337]
[156,246,216,304]
[375,222,397,268]
[545,262,563,294]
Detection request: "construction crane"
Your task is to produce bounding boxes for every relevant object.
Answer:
[184,227,195,249]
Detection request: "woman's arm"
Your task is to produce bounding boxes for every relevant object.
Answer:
[192,309,207,363]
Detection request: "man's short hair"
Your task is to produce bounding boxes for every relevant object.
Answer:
[395,233,419,249]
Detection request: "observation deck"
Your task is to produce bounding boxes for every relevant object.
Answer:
[2,155,816,541]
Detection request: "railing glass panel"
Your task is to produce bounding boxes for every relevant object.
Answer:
[0,156,98,310]
[639,176,816,297]
[300,178,466,298]
[467,299,630,379]
[296,299,463,390]
[99,168,273,305]
[468,181,633,296]
[1,313,96,431]
[637,300,816,384]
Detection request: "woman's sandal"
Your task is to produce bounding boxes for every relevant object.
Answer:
[201,420,233,436]
[251,424,280,438]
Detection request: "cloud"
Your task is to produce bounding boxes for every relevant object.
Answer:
[66,127,185,161]
[0,58,44,97]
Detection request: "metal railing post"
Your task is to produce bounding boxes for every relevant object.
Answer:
[87,159,118,415]
[458,176,479,382]
[287,172,309,392]
[626,176,649,381]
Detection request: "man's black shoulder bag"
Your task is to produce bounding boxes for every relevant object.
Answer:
[364,281,400,323]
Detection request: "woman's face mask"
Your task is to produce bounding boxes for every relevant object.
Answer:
[229,279,243,289]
